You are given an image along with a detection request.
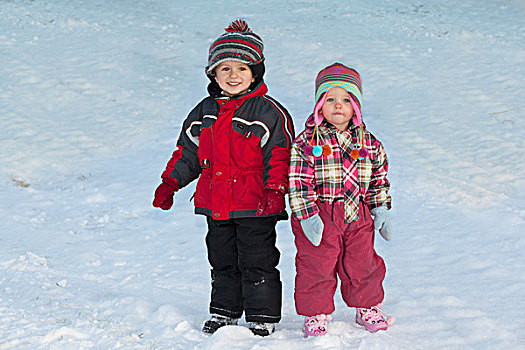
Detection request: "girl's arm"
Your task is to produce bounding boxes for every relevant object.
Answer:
[288,141,319,220]
[366,141,392,210]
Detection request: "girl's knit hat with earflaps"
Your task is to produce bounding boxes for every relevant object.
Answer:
[307,62,368,159]
[314,62,363,126]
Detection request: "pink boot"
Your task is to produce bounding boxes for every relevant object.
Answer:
[303,314,332,337]
[355,303,395,333]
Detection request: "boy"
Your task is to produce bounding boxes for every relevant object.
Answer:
[153,19,294,336]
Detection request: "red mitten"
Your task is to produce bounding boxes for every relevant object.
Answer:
[153,181,177,210]
[256,189,285,216]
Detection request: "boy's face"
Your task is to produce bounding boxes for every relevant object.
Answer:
[321,87,355,131]
[214,61,254,97]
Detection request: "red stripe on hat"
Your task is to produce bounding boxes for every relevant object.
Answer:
[209,38,263,55]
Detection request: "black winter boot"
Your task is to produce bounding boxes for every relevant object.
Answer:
[248,322,275,336]
[202,314,238,334]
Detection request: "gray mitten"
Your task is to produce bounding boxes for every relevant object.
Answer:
[370,206,392,241]
[300,214,324,246]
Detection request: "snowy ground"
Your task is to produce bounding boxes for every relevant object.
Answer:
[1,0,524,349]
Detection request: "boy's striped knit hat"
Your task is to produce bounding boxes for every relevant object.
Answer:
[315,62,362,109]
[206,19,264,75]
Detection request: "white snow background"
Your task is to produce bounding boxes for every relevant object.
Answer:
[1,0,524,349]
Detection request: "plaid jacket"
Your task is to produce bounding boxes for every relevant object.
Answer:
[288,114,391,223]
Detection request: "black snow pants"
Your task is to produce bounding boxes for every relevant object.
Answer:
[205,216,282,323]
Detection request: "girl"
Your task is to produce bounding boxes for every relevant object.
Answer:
[288,63,394,337]
[153,19,295,337]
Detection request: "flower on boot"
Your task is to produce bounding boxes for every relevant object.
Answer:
[355,303,395,333]
[303,314,332,337]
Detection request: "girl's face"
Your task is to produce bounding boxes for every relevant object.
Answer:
[321,87,354,131]
[214,61,254,97]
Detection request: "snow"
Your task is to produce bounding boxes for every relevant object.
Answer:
[1,0,524,348]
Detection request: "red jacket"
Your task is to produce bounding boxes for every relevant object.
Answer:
[161,82,295,220]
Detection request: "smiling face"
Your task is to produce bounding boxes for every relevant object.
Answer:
[321,87,355,131]
[213,61,255,97]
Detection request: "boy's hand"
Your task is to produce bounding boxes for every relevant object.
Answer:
[370,206,392,241]
[300,214,324,246]
[153,181,177,210]
[256,189,285,216]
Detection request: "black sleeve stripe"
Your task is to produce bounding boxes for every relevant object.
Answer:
[261,95,294,147]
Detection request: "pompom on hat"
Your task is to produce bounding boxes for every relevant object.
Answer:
[206,19,264,76]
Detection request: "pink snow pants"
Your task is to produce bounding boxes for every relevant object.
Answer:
[291,200,386,316]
